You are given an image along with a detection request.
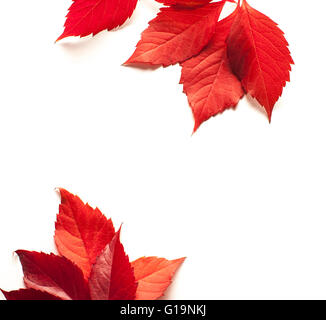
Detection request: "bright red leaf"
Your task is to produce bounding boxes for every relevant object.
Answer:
[132,257,185,300]
[55,188,115,279]
[227,0,294,120]
[125,2,226,66]
[16,250,90,300]
[89,229,137,300]
[180,11,244,132]
[1,288,61,300]
[56,0,138,42]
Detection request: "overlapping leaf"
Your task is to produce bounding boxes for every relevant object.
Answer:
[180,11,243,132]
[125,2,226,66]
[89,229,137,300]
[55,188,115,279]
[1,190,184,300]
[132,257,185,300]
[16,250,90,300]
[227,0,294,120]
[1,288,61,300]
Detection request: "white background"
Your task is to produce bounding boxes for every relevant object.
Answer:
[0,0,325,300]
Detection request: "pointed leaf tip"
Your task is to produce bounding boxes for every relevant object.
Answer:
[54,189,115,279]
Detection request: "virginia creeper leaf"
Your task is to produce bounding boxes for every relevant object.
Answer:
[125,2,226,66]
[227,0,294,120]
[16,250,90,300]
[132,257,185,300]
[1,288,61,300]
[89,228,137,300]
[55,188,115,279]
[56,0,139,42]
[180,11,244,132]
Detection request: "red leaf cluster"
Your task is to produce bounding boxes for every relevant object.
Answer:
[56,0,293,131]
[1,189,185,300]
[126,0,293,131]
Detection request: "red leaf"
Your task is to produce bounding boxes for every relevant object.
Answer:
[56,0,138,42]
[125,2,226,67]
[156,0,213,9]
[55,188,115,279]
[89,228,137,300]
[16,250,90,300]
[132,257,185,300]
[1,288,61,300]
[180,11,244,132]
[227,0,293,120]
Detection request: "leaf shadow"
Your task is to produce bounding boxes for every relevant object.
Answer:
[56,33,109,58]
[123,63,160,71]
[142,0,162,11]
[158,262,185,300]
[245,95,268,119]
[55,0,161,60]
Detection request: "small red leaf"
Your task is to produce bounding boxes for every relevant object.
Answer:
[57,0,138,41]
[55,188,115,279]
[227,0,293,120]
[132,257,185,300]
[1,288,61,300]
[125,2,226,66]
[89,228,137,300]
[16,250,90,300]
[180,11,244,131]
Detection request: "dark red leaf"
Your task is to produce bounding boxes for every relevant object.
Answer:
[1,288,61,300]
[89,229,137,300]
[16,250,90,300]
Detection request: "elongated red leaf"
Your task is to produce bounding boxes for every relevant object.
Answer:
[227,0,293,120]
[55,188,115,279]
[181,11,243,132]
[132,257,185,300]
[16,250,90,300]
[1,288,61,300]
[56,0,138,42]
[156,0,213,8]
[125,2,226,66]
[89,229,137,300]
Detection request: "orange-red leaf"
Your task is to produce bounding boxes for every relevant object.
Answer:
[89,229,137,300]
[56,0,138,41]
[180,11,243,132]
[1,288,61,300]
[227,0,293,120]
[132,257,185,300]
[55,188,115,279]
[125,2,226,67]
[16,250,90,300]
